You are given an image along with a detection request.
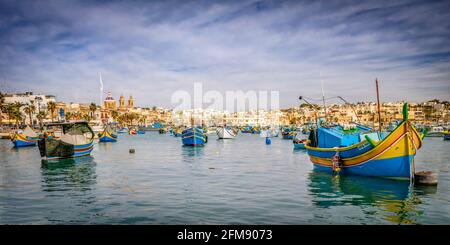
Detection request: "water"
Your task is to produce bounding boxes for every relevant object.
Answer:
[0,133,449,224]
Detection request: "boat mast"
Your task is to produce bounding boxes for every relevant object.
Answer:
[376,78,382,132]
[320,72,327,123]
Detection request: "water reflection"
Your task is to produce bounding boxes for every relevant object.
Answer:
[41,156,97,192]
[181,145,205,158]
[307,172,433,224]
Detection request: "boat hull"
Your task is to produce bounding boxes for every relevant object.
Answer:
[217,128,236,139]
[294,142,306,150]
[182,128,206,146]
[39,140,94,161]
[444,133,450,140]
[12,133,38,148]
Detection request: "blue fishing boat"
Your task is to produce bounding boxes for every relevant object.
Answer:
[305,103,424,179]
[281,126,297,139]
[240,126,253,133]
[98,125,118,142]
[182,127,206,146]
[444,132,450,141]
[38,121,95,161]
[11,126,39,147]
[293,138,307,150]
[137,129,145,134]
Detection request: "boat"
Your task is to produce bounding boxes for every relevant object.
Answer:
[137,129,145,134]
[129,128,137,135]
[117,128,128,134]
[281,126,297,139]
[444,131,450,141]
[159,128,168,134]
[217,126,237,139]
[293,138,307,150]
[240,126,253,133]
[98,125,118,142]
[139,122,164,131]
[173,127,183,137]
[182,127,206,146]
[305,103,423,179]
[38,121,95,161]
[425,126,445,137]
[11,126,39,147]
[251,126,261,134]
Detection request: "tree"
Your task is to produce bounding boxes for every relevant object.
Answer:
[111,110,119,122]
[23,104,36,126]
[89,103,97,120]
[0,92,5,125]
[47,101,56,122]
[65,112,73,121]
[36,110,47,128]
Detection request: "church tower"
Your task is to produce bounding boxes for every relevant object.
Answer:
[103,92,116,110]
[128,95,134,108]
[119,94,125,109]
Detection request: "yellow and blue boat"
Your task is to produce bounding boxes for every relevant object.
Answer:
[444,131,450,141]
[11,126,39,148]
[293,139,307,150]
[281,126,297,139]
[305,103,423,179]
[182,127,206,146]
[38,121,95,161]
[98,125,118,142]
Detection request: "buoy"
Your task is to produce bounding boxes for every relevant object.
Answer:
[129,148,135,154]
[414,171,438,186]
[265,137,271,145]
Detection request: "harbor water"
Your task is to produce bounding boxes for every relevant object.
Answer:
[0,134,449,224]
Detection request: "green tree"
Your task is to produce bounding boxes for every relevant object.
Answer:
[0,92,5,125]
[23,104,36,126]
[47,101,56,122]
[36,110,47,128]
[89,103,97,120]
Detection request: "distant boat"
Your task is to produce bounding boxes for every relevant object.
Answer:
[129,128,137,135]
[281,126,296,139]
[38,121,94,161]
[11,126,39,148]
[217,126,237,139]
[240,126,253,133]
[173,127,183,137]
[117,128,128,134]
[444,131,450,141]
[98,125,118,142]
[182,127,206,146]
[159,128,168,134]
[137,129,145,134]
[425,126,445,137]
[293,138,307,150]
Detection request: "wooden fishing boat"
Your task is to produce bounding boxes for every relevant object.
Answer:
[38,121,94,161]
[444,132,450,141]
[129,128,137,135]
[182,127,206,146]
[281,127,296,139]
[137,129,145,134]
[240,126,253,133]
[11,126,39,147]
[217,126,237,139]
[425,126,445,137]
[98,125,118,142]
[293,138,307,150]
[173,127,183,137]
[305,104,423,179]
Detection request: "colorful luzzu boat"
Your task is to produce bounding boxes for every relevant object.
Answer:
[182,127,206,146]
[38,121,94,161]
[305,103,423,179]
[11,126,39,147]
[240,126,253,133]
[98,125,118,142]
[293,139,307,150]
[444,132,450,141]
[281,127,297,139]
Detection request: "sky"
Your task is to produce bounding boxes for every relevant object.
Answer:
[0,0,449,108]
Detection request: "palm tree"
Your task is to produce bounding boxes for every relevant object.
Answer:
[36,110,47,128]
[65,112,73,121]
[89,103,97,121]
[23,104,36,126]
[0,92,5,126]
[47,101,56,122]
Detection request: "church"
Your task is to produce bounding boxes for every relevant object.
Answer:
[101,92,135,122]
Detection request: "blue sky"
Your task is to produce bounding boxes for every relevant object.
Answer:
[0,0,449,108]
